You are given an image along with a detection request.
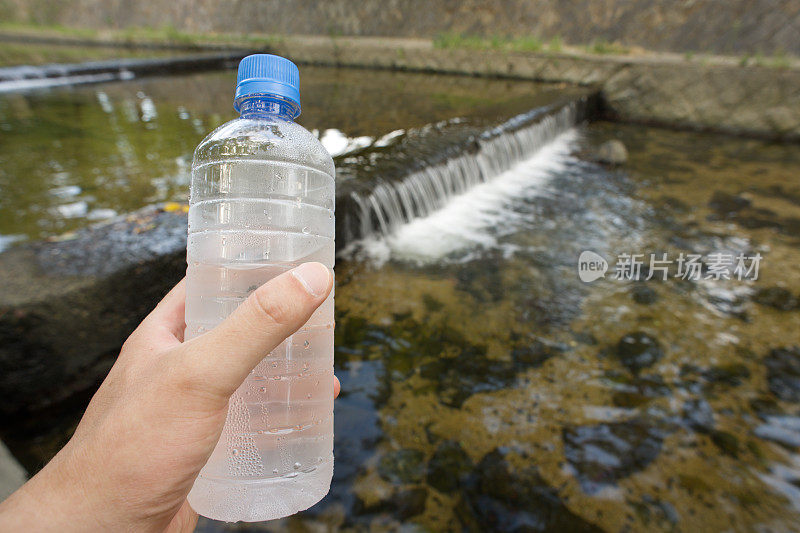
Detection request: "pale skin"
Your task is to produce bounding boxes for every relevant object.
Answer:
[0,262,339,532]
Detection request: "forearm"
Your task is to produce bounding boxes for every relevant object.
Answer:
[0,447,105,532]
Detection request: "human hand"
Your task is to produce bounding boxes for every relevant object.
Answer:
[0,262,337,532]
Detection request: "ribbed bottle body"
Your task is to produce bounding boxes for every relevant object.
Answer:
[185,113,335,522]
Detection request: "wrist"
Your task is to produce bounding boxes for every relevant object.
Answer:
[0,442,106,531]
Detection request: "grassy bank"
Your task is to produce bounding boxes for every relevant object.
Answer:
[1,22,799,70]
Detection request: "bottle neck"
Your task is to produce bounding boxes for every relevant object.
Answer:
[236,95,299,120]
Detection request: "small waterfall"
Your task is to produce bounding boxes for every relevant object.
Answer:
[344,98,588,243]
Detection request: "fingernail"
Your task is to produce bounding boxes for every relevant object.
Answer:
[292,263,331,297]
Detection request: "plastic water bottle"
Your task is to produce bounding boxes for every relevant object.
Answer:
[184,54,335,522]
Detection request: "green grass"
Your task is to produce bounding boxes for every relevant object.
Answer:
[434,32,633,56]
[548,35,563,52]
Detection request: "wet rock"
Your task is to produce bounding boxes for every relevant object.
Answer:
[702,363,751,387]
[596,140,628,165]
[708,191,751,218]
[615,332,664,373]
[753,287,799,311]
[377,448,426,484]
[512,336,569,367]
[612,374,670,408]
[764,346,800,402]
[704,285,750,320]
[563,418,668,494]
[454,249,506,303]
[462,447,602,532]
[426,440,473,493]
[682,398,716,433]
[630,495,680,529]
[419,345,517,408]
[709,430,740,457]
[354,488,428,520]
[631,285,658,305]
[392,488,428,519]
[750,395,782,417]
[0,205,188,417]
[573,331,598,345]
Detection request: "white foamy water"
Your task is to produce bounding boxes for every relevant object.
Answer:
[359,129,578,263]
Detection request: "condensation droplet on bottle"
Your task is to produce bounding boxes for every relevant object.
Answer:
[272,468,278,474]
[303,340,310,348]
[259,387,267,393]
[231,449,239,456]
[293,462,301,470]
[301,226,309,234]
[306,393,312,399]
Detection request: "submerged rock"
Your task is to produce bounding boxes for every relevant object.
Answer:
[563,418,668,494]
[512,336,570,367]
[611,374,671,408]
[596,140,628,165]
[615,332,665,373]
[702,363,751,387]
[764,346,800,402]
[682,398,716,433]
[377,448,426,484]
[709,430,740,457]
[419,345,518,408]
[426,440,473,494]
[462,447,602,532]
[631,284,658,305]
[354,487,428,520]
[753,287,799,311]
[708,191,751,218]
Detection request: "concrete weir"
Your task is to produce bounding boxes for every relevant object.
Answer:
[0,52,247,91]
[0,91,598,418]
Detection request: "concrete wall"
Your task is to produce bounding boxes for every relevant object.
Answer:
[264,36,800,140]
[3,0,799,56]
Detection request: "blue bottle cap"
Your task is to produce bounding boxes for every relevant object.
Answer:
[233,54,301,114]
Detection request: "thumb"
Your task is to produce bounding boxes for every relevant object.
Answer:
[177,262,333,399]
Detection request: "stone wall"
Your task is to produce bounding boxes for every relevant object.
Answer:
[2,0,799,56]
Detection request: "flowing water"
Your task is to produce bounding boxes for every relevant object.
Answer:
[1,60,800,532]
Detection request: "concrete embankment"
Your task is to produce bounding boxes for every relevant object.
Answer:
[263,36,800,141]
[0,30,797,140]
